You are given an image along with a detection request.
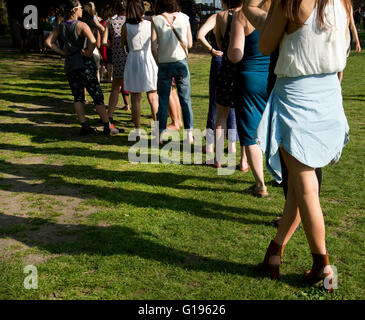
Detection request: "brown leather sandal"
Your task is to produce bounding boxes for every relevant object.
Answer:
[253,186,269,198]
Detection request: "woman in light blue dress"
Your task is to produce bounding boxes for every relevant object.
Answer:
[250,0,350,290]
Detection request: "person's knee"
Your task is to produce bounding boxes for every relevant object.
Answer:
[291,172,319,198]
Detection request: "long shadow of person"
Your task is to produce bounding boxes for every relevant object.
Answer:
[0,213,305,288]
[0,160,276,226]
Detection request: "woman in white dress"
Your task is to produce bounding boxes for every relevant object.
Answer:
[121,0,159,130]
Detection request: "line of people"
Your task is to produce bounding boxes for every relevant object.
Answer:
[45,0,356,290]
[46,0,193,140]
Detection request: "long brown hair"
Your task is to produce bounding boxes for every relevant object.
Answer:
[126,0,145,24]
[281,0,352,29]
[113,0,127,16]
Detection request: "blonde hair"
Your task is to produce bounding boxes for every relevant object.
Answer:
[88,2,97,15]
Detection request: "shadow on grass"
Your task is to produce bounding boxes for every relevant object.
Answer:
[343,94,365,102]
[0,122,136,147]
[6,104,136,128]
[0,92,71,109]
[191,94,209,99]
[0,213,307,288]
[7,104,74,115]
[2,107,79,126]
[1,81,70,92]
[2,57,66,83]
[0,160,276,225]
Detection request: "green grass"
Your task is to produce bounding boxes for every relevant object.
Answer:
[0,49,364,300]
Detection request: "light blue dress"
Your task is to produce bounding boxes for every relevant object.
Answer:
[255,72,349,183]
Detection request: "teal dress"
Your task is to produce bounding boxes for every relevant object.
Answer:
[233,30,270,146]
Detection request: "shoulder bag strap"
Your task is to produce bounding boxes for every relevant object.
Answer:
[161,14,188,58]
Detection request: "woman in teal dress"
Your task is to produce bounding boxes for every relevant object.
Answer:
[228,10,270,197]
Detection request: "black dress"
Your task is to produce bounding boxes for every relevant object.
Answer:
[215,10,236,108]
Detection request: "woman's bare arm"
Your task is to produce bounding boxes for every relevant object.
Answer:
[79,22,97,57]
[45,27,67,56]
[93,16,105,33]
[228,12,246,63]
[197,13,222,56]
[121,23,127,53]
[242,0,271,31]
[186,22,193,49]
[151,21,159,63]
[96,30,101,49]
[259,0,287,55]
[215,12,225,50]
[102,21,110,47]
[349,7,361,53]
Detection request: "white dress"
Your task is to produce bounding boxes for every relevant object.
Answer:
[123,20,158,93]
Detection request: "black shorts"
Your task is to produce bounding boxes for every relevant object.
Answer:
[66,60,104,106]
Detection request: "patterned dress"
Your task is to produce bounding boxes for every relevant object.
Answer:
[110,15,128,79]
[215,10,236,108]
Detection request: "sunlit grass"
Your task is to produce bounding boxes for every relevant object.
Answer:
[0,49,364,300]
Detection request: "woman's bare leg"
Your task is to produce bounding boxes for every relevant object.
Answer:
[273,176,301,246]
[95,104,109,123]
[214,104,231,165]
[121,83,130,110]
[107,64,113,82]
[131,92,142,128]
[108,78,122,118]
[147,90,159,121]
[245,144,266,189]
[228,141,236,154]
[74,102,108,124]
[337,71,343,83]
[100,64,105,82]
[74,102,86,124]
[168,87,182,130]
[240,146,249,170]
[280,148,327,255]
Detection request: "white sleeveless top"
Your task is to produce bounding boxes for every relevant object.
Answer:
[126,20,152,51]
[152,12,190,63]
[275,0,350,78]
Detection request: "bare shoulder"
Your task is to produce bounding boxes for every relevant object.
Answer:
[217,10,227,20]
[235,10,245,23]
[217,10,228,27]
[299,0,317,16]
[209,13,217,20]
[237,9,252,28]
[77,21,87,31]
